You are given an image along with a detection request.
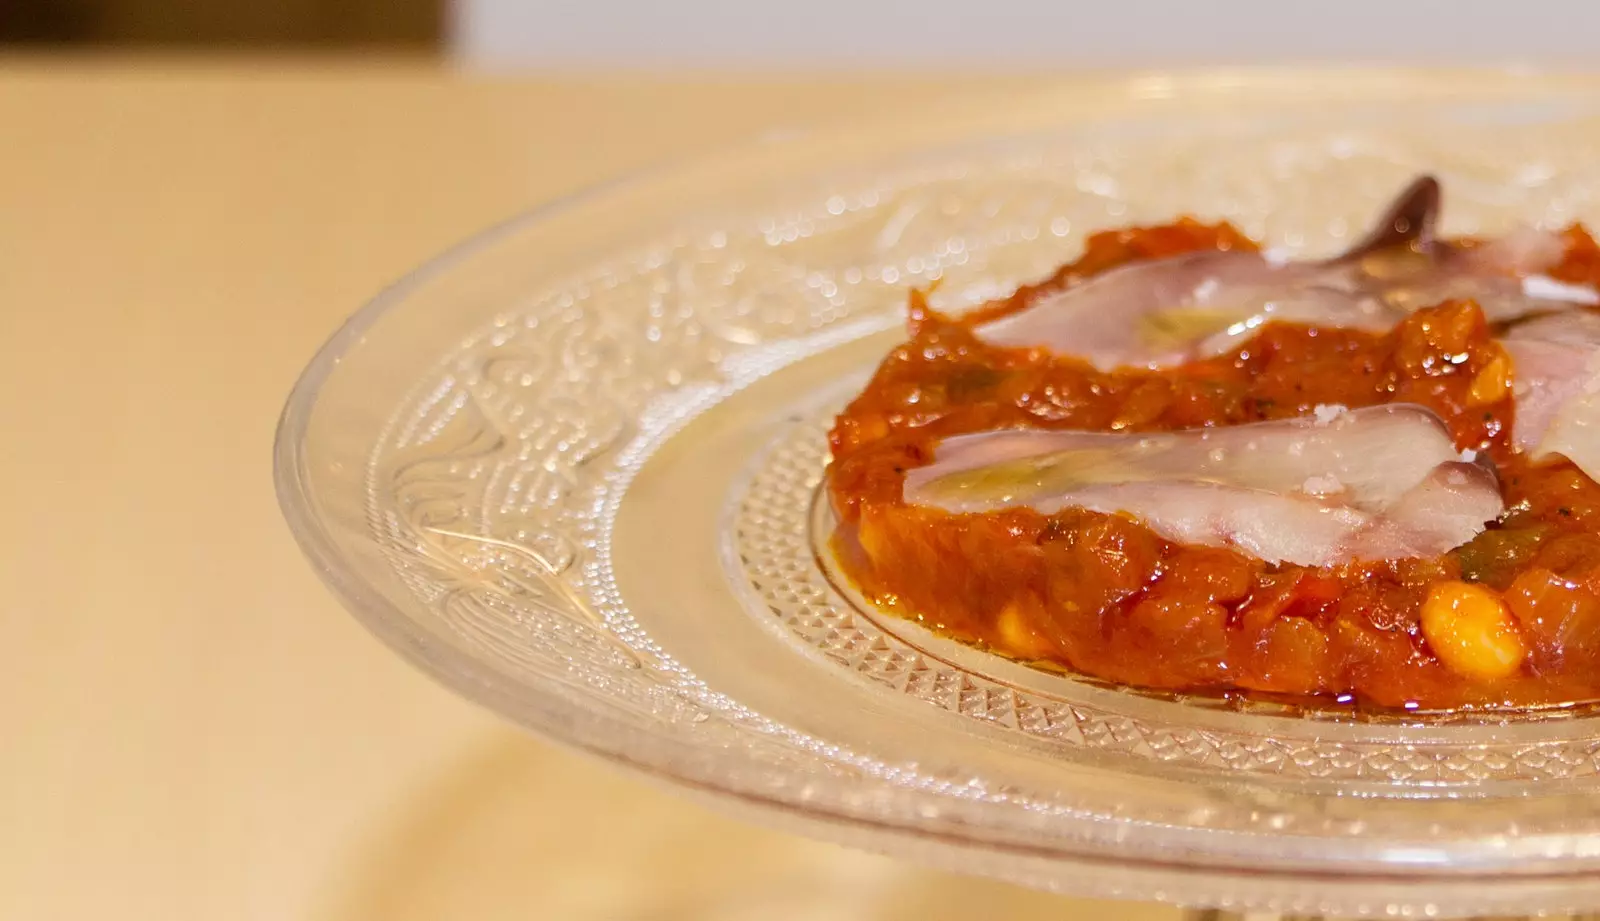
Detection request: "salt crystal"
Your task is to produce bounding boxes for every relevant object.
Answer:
[1302,474,1344,496]
[1312,403,1348,425]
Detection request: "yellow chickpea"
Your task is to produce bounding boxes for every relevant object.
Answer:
[1468,353,1511,406]
[996,603,1054,662]
[1420,581,1527,681]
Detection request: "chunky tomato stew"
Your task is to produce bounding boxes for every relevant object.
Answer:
[827,182,1600,710]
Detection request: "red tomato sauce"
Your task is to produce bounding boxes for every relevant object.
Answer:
[826,220,1600,710]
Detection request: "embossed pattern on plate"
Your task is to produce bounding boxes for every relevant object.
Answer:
[727,398,1600,785]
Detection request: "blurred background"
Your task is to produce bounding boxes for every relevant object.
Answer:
[6,0,1600,65]
[1,0,437,47]
[5,4,1596,921]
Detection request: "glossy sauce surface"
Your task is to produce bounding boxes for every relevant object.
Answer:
[828,220,1600,709]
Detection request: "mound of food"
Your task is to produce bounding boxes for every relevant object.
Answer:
[827,176,1600,709]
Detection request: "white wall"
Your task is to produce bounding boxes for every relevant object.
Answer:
[453,0,1600,68]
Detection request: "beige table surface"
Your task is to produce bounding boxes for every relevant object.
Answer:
[0,58,1193,921]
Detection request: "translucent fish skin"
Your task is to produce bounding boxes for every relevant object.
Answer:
[975,175,1594,370]
[903,404,1503,566]
[1506,311,1600,482]
[975,251,1393,370]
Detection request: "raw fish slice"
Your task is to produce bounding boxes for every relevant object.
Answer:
[904,404,1502,565]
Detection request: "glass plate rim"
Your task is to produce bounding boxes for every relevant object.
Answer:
[273,68,1600,909]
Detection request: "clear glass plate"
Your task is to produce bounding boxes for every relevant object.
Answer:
[276,70,1600,918]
